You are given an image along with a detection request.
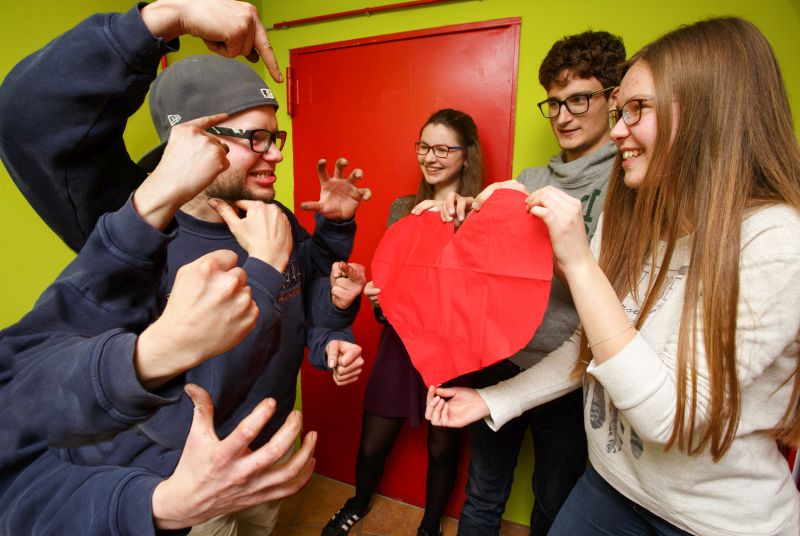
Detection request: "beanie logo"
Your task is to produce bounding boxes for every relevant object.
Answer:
[167,114,182,126]
[260,88,275,100]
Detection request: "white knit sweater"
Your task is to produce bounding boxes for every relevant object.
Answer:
[479,205,800,536]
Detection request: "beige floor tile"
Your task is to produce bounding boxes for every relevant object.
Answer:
[276,473,532,536]
[359,494,423,535]
[294,474,356,527]
[272,523,326,536]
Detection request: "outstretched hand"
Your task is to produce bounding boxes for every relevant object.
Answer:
[299,158,372,221]
[141,0,283,82]
[135,250,258,390]
[209,199,292,273]
[330,261,366,310]
[326,340,364,386]
[151,384,316,530]
[425,385,491,428]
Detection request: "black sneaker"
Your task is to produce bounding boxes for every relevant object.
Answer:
[321,497,371,535]
[416,526,442,536]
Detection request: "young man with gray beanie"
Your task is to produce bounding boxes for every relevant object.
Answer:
[0,0,369,533]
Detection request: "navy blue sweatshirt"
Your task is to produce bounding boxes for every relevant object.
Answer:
[0,4,358,534]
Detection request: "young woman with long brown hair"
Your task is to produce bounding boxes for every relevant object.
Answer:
[425,18,800,536]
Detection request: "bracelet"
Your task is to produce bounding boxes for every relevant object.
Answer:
[587,323,635,349]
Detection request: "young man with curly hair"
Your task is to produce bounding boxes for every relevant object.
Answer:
[457,30,626,536]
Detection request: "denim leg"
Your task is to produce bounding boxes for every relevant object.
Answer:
[549,467,692,536]
[458,360,529,536]
[529,388,587,536]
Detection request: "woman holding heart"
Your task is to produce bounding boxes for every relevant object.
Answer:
[322,108,484,536]
[426,18,800,536]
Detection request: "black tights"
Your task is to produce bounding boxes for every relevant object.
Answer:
[353,411,462,533]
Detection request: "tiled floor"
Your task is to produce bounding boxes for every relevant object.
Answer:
[274,473,530,536]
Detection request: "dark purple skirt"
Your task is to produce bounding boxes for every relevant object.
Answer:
[363,325,428,427]
[363,324,473,428]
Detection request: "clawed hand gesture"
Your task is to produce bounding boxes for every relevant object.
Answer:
[300,158,372,221]
[151,384,316,529]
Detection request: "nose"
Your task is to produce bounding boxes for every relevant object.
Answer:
[423,149,438,163]
[609,117,629,142]
[556,104,574,125]
[262,142,284,163]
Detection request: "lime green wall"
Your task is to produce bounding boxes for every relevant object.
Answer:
[1,0,799,527]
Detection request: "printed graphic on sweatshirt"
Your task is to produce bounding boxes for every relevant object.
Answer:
[585,257,687,461]
[586,377,644,459]
[279,257,302,303]
[623,261,689,317]
[581,188,603,238]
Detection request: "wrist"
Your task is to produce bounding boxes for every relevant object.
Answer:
[560,254,598,285]
[135,324,186,390]
[139,0,184,41]
[253,252,289,273]
[152,479,193,530]
[132,181,182,231]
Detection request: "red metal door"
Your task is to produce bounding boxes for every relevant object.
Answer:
[292,18,520,515]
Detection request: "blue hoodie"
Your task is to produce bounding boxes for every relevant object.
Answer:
[0,4,358,534]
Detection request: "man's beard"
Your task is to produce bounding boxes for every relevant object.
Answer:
[205,168,275,203]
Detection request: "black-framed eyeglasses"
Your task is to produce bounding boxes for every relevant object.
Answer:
[537,87,615,118]
[206,126,287,153]
[415,141,463,158]
[608,97,655,129]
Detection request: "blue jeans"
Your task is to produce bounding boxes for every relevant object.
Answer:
[457,360,587,536]
[550,467,693,536]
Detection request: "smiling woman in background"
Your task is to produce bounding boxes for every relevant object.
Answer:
[323,108,484,536]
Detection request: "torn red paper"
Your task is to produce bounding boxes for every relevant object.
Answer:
[372,188,553,386]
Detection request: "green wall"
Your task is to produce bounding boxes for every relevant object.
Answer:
[2,0,799,527]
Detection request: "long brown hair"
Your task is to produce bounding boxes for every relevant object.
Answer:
[412,108,484,208]
[574,17,800,459]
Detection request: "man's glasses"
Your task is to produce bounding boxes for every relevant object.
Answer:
[537,87,615,118]
[415,142,463,158]
[207,126,287,153]
[608,97,654,129]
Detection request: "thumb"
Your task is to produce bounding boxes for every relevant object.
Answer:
[184,383,219,442]
[208,198,241,229]
[326,341,339,369]
[300,200,323,212]
[433,386,460,399]
[198,249,239,273]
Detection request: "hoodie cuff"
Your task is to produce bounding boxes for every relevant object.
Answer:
[94,331,180,422]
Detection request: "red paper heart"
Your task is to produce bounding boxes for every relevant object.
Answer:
[372,189,553,386]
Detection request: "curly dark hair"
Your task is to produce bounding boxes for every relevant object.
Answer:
[538,30,626,90]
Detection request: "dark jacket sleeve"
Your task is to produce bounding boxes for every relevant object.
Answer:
[0,198,181,447]
[0,4,176,251]
[291,210,361,369]
[0,444,168,536]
